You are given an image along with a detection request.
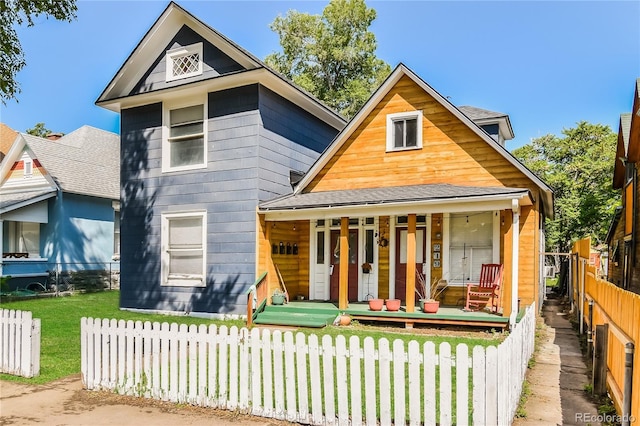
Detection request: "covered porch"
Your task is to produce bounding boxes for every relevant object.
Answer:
[251,300,511,329]
[255,184,537,329]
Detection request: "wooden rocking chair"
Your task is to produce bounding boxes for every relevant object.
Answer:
[464,263,503,313]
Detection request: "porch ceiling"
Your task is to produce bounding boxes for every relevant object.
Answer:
[259,183,532,219]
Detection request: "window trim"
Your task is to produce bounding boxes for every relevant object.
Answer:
[162,97,208,173]
[161,210,207,287]
[165,42,203,82]
[386,110,423,152]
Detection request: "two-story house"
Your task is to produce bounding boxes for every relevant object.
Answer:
[606,78,640,294]
[96,2,345,316]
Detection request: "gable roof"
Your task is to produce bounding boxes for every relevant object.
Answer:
[293,63,554,218]
[0,123,18,162]
[625,78,640,162]
[613,113,632,189]
[459,105,514,142]
[0,126,120,200]
[96,1,345,130]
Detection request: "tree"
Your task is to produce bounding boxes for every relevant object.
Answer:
[26,122,51,137]
[0,0,77,103]
[265,0,391,118]
[513,121,619,253]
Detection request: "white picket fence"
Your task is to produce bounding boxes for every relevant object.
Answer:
[81,303,535,425]
[0,309,41,377]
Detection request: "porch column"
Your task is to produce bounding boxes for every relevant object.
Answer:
[406,214,417,312]
[510,200,520,327]
[339,217,349,310]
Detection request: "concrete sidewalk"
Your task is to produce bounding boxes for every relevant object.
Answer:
[514,296,602,426]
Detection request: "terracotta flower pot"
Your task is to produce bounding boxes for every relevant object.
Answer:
[368,298,384,311]
[422,300,440,313]
[385,298,401,312]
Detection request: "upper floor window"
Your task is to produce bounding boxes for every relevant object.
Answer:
[625,162,635,184]
[165,42,203,82]
[386,111,423,151]
[162,100,207,172]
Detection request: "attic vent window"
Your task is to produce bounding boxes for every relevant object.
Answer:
[24,159,33,178]
[166,43,203,82]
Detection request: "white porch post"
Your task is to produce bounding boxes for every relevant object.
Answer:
[510,199,520,327]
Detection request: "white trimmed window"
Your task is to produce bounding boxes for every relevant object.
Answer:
[161,211,207,287]
[162,100,207,172]
[165,42,203,82]
[448,211,497,284]
[386,111,423,151]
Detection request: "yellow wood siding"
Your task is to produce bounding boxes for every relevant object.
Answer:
[257,218,311,299]
[377,216,390,299]
[306,76,536,193]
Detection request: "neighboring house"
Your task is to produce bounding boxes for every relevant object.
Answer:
[257,64,554,326]
[0,126,120,288]
[95,2,345,316]
[606,78,640,294]
[0,123,18,162]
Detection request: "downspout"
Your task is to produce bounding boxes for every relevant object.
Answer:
[510,198,520,328]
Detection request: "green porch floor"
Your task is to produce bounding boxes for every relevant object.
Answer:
[253,301,510,329]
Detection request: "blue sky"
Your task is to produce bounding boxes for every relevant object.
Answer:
[1,0,638,151]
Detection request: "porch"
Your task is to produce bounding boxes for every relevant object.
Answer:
[252,300,509,329]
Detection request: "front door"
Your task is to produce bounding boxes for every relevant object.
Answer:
[330,229,359,301]
[395,227,426,301]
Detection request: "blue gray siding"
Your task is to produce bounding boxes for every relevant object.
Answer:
[257,86,339,201]
[119,85,338,315]
[131,25,244,95]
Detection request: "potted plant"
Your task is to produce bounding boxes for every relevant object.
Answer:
[368,298,384,311]
[385,298,401,311]
[271,288,286,305]
[361,262,372,274]
[415,270,448,313]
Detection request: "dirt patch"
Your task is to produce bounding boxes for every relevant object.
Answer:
[1,375,294,426]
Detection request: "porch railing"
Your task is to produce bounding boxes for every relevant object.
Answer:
[246,271,268,327]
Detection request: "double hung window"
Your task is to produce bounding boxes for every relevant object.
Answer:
[161,211,207,287]
[163,101,207,172]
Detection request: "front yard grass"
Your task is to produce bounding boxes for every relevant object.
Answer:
[1,291,502,385]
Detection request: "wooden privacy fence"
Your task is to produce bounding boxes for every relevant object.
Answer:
[81,303,535,425]
[0,309,41,377]
[573,237,639,425]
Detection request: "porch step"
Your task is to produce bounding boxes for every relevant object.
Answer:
[253,310,337,328]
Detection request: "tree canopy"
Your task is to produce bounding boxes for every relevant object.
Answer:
[265,0,391,118]
[26,122,52,137]
[0,0,77,103]
[513,121,619,252]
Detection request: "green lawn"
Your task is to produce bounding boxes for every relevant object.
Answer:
[0,291,244,384]
[1,291,501,385]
